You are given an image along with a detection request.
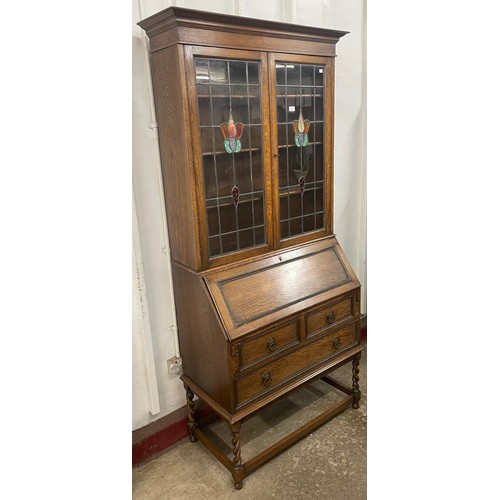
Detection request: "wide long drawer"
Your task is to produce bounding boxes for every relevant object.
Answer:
[235,322,358,407]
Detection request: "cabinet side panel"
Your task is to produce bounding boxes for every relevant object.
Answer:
[150,46,200,270]
[171,263,232,412]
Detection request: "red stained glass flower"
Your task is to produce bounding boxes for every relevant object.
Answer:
[220,113,244,153]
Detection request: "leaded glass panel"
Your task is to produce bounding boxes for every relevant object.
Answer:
[276,63,325,240]
[195,57,265,258]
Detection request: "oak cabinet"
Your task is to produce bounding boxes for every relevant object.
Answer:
[138,7,364,489]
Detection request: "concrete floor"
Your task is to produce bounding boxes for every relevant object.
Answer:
[133,349,367,500]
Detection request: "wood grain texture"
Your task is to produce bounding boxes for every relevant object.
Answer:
[138,9,362,488]
[172,263,232,412]
[138,7,348,54]
[305,293,355,337]
[220,248,349,325]
[238,318,300,370]
[204,238,359,339]
[181,343,364,425]
[150,45,201,270]
[183,45,274,269]
[236,322,357,407]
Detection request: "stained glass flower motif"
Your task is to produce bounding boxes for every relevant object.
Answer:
[220,112,244,153]
[292,110,310,147]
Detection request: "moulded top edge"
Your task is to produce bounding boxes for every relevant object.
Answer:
[137,6,349,42]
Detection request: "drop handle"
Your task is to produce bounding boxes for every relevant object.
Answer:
[266,337,277,352]
[326,311,335,324]
[273,152,280,158]
[262,372,272,387]
[332,337,341,350]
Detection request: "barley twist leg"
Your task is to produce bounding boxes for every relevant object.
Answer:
[184,384,198,443]
[229,421,243,489]
[352,352,361,409]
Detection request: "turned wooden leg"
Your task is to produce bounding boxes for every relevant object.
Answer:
[229,421,244,490]
[184,384,198,443]
[352,352,361,409]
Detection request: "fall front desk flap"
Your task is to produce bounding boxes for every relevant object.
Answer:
[204,237,360,341]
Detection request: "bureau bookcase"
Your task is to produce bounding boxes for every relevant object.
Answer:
[138,7,364,489]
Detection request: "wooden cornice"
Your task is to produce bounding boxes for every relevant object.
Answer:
[138,6,349,47]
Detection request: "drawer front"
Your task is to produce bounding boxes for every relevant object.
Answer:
[239,319,300,370]
[305,295,355,337]
[236,322,357,407]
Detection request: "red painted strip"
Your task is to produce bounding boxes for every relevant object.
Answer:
[132,406,214,466]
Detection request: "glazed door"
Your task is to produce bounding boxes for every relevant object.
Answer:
[269,54,334,248]
[185,46,273,267]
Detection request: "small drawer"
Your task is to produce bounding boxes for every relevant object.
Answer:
[305,295,354,337]
[236,322,357,407]
[238,319,300,370]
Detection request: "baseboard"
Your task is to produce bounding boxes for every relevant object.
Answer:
[133,315,367,467]
[132,400,213,467]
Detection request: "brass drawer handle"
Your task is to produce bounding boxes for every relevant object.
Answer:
[326,311,335,324]
[332,337,341,350]
[262,372,272,387]
[266,337,277,352]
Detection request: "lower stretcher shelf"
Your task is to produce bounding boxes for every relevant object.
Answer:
[181,344,364,490]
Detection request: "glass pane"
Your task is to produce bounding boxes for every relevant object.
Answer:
[314,92,324,121]
[221,232,238,253]
[286,64,300,85]
[277,97,287,123]
[229,61,247,84]
[209,237,221,256]
[255,226,265,245]
[248,63,259,84]
[276,64,286,85]
[203,155,217,200]
[197,97,212,127]
[276,62,325,240]
[238,201,253,229]
[207,207,220,236]
[254,198,264,226]
[314,65,324,86]
[209,60,228,84]
[251,150,263,192]
[195,56,265,258]
[301,65,314,86]
[195,59,209,83]
[249,94,261,124]
[200,127,213,152]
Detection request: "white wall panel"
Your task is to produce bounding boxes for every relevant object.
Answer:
[235,0,285,21]
[295,0,332,27]
[132,0,366,429]
[132,0,186,430]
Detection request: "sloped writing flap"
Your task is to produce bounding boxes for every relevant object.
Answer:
[204,238,359,340]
